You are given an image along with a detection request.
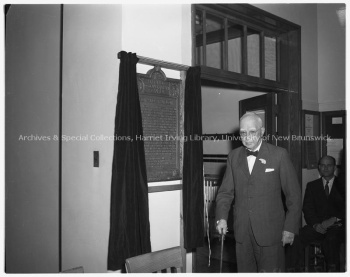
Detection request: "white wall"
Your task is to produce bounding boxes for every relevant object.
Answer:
[317,4,346,112]
[121,5,190,67]
[5,5,60,273]
[61,5,121,273]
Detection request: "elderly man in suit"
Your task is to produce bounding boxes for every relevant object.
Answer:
[215,112,302,272]
[292,155,345,272]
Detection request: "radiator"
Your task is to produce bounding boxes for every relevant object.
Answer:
[203,174,221,237]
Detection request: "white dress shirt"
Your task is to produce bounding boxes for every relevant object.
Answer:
[247,140,262,174]
[322,176,335,193]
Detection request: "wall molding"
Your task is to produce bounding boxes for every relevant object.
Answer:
[302,99,319,111]
[302,100,346,112]
[319,100,346,112]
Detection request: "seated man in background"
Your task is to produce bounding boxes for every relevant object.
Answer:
[292,155,345,272]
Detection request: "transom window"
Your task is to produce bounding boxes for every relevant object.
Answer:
[193,4,300,92]
[194,5,279,81]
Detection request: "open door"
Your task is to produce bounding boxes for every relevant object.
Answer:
[240,92,291,218]
[239,93,276,145]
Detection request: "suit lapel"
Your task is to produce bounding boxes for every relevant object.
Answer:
[237,147,250,179]
[329,177,342,200]
[318,177,340,201]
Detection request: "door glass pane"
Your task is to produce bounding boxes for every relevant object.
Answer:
[195,9,203,66]
[265,36,277,81]
[247,28,260,77]
[228,21,243,73]
[205,13,224,69]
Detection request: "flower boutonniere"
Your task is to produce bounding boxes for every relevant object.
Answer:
[259,158,266,164]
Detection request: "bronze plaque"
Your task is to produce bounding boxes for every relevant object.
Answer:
[137,66,183,182]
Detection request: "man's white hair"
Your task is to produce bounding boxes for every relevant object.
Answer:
[240,112,263,128]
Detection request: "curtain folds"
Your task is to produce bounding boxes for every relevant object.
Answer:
[107,51,151,271]
[183,66,204,249]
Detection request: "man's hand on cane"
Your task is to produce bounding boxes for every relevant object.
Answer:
[281,230,295,246]
[216,219,227,273]
[216,219,228,235]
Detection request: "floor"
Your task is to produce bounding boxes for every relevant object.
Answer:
[195,236,345,273]
[195,235,237,273]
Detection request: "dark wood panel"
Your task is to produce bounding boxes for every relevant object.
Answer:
[196,26,261,47]
[203,154,227,158]
[279,32,289,88]
[289,93,302,181]
[278,92,301,184]
[260,31,265,79]
[287,28,301,183]
[196,4,288,36]
[288,29,301,93]
[203,10,207,66]
[203,159,227,163]
[243,25,248,75]
[200,66,288,92]
[223,18,228,71]
[203,154,228,163]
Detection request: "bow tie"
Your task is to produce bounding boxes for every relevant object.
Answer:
[246,149,258,157]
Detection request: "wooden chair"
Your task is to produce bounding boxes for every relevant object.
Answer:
[305,242,326,272]
[125,246,183,273]
[305,241,346,272]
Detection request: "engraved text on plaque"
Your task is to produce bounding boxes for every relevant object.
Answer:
[137,66,183,182]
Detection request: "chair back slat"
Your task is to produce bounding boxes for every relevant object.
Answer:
[125,246,182,273]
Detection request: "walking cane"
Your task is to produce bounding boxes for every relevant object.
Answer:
[220,228,225,273]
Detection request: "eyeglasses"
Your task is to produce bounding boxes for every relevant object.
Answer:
[319,164,335,168]
[240,128,261,138]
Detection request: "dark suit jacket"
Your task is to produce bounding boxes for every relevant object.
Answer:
[215,142,302,246]
[303,177,345,227]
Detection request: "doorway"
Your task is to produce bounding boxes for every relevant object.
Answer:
[192,4,301,272]
[198,84,275,273]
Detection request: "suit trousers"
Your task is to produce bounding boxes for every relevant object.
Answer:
[235,217,285,272]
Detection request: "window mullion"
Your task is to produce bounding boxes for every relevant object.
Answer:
[242,25,247,75]
[203,10,207,66]
[276,36,281,82]
[223,18,228,71]
[260,31,265,79]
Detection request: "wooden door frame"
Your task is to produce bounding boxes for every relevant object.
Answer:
[191,4,301,176]
[191,4,302,273]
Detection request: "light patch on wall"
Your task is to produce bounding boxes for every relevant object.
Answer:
[336,7,345,28]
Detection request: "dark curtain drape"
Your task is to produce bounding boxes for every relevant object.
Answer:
[107,51,151,271]
[183,66,204,249]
